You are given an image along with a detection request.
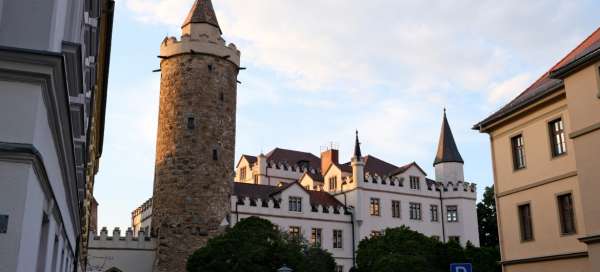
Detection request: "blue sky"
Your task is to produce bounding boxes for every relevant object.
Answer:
[95,0,600,229]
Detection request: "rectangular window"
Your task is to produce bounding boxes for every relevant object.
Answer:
[311,228,322,247]
[518,204,534,241]
[430,205,439,222]
[431,235,440,241]
[329,176,338,191]
[370,198,381,216]
[240,167,247,180]
[335,265,344,272]
[557,193,576,235]
[333,230,343,248]
[410,176,420,190]
[447,205,458,222]
[549,118,567,157]
[511,135,526,170]
[392,200,401,218]
[254,175,259,184]
[448,236,460,243]
[289,197,302,212]
[409,203,422,220]
[289,226,301,240]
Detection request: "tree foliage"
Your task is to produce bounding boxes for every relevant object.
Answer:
[355,226,500,272]
[477,185,499,247]
[187,216,336,272]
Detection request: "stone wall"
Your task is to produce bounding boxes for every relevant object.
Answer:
[151,52,238,271]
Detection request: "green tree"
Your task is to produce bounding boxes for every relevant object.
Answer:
[186,216,335,272]
[477,185,499,247]
[355,226,500,272]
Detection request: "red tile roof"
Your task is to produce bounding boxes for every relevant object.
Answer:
[475,27,600,130]
[266,148,321,170]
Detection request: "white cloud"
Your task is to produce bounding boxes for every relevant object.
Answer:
[123,0,594,98]
[486,73,533,106]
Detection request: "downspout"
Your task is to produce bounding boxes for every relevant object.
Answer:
[341,182,356,268]
[439,188,446,243]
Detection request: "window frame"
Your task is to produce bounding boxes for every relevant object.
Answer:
[430,204,439,222]
[518,203,534,242]
[409,176,421,190]
[288,196,303,213]
[548,118,567,157]
[511,134,526,170]
[448,236,460,243]
[446,205,459,222]
[333,229,343,249]
[329,176,338,191]
[289,226,301,240]
[556,192,577,235]
[369,198,381,216]
[311,228,322,247]
[392,200,401,218]
[240,167,247,180]
[409,202,422,220]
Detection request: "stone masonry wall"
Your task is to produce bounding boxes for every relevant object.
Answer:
[151,53,238,272]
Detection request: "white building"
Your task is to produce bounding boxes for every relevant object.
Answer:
[120,112,479,272]
[0,0,114,271]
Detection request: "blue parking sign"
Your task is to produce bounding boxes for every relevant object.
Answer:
[450,263,472,272]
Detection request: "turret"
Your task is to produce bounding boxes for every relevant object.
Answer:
[351,131,365,184]
[433,109,465,182]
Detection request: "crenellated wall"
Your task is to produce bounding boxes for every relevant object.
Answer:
[87,227,156,272]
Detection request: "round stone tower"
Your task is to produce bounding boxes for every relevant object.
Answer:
[151,0,240,271]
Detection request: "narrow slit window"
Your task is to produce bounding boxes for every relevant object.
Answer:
[187,117,195,129]
[212,149,218,161]
[220,92,224,102]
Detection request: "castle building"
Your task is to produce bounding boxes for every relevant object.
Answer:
[88,1,478,271]
[126,112,479,272]
[474,27,600,272]
[0,0,114,271]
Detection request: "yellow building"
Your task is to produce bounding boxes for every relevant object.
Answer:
[475,27,600,272]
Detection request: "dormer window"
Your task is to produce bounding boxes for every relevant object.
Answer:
[289,196,302,212]
[409,176,420,190]
[329,176,338,191]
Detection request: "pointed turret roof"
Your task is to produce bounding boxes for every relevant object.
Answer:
[433,110,464,166]
[182,0,221,32]
[354,130,362,159]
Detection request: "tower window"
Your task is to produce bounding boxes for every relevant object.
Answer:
[187,117,195,129]
[208,64,213,71]
[220,92,224,102]
[212,149,218,160]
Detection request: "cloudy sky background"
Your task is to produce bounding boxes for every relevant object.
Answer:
[95,0,600,229]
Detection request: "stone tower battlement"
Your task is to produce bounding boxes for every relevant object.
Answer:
[151,0,240,271]
[160,27,240,67]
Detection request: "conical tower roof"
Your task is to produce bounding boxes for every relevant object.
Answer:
[354,130,362,159]
[433,110,464,166]
[182,0,221,32]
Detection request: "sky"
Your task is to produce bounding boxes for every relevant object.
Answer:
[94,0,600,230]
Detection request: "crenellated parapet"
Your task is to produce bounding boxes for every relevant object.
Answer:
[89,227,155,250]
[231,196,349,220]
[159,24,240,67]
[360,172,476,199]
[266,160,320,174]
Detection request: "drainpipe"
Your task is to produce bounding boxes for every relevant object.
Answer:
[341,182,356,268]
[439,188,446,243]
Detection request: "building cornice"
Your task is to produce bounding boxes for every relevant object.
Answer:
[550,47,600,79]
[496,171,577,198]
[0,47,80,229]
[0,142,77,252]
[501,251,588,266]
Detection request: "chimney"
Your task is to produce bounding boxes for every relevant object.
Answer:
[321,149,339,174]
